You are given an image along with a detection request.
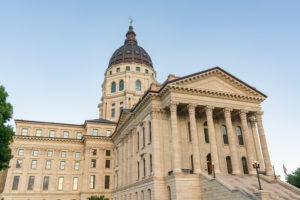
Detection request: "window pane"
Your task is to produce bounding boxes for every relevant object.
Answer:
[63,131,69,138]
[92,149,97,156]
[92,129,98,136]
[106,150,111,156]
[136,67,140,72]
[46,160,51,169]
[91,159,96,168]
[36,129,42,136]
[105,175,110,189]
[47,151,53,157]
[58,177,64,190]
[49,130,55,137]
[111,108,115,118]
[60,161,65,170]
[111,82,116,93]
[33,150,39,157]
[18,149,24,156]
[77,132,82,139]
[12,176,20,190]
[236,126,244,145]
[27,176,35,190]
[145,69,149,74]
[21,128,28,136]
[31,160,37,169]
[126,66,130,71]
[119,80,124,91]
[136,80,141,91]
[73,177,79,190]
[204,128,209,143]
[75,152,80,158]
[106,130,111,137]
[43,176,49,190]
[61,151,66,158]
[74,161,80,170]
[116,68,120,72]
[16,160,22,168]
[222,125,229,144]
[90,175,95,189]
[105,160,110,168]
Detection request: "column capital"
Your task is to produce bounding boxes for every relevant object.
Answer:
[255,111,264,121]
[239,109,248,120]
[249,116,256,123]
[223,107,232,114]
[170,102,179,112]
[204,105,214,114]
[187,104,197,113]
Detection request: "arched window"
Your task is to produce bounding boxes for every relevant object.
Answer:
[226,156,232,174]
[167,186,171,200]
[206,153,212,174]
[236,126,244,145]
[136,80,141,91]
[222,125,229,144]
[203,121,209,143]
[147,189,151,200]
[242,157,249,174]
[141,190,144,200]
[111,82,116,93]
[119,80,124,91]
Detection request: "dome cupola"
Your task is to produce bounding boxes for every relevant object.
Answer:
[108,26,153,68]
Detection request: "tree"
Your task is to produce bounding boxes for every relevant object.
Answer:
[286,167,300,188]
[87,195,109,200]
[0,85,14,170]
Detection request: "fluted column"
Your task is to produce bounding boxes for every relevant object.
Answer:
[239,110,256,174]
[188,104,201,173]
[224,108,241,174]
[249,116,265,171]
[151,108,163,177]
[170,102,182,173]
[256,111,272,175]
[205,106,220,173]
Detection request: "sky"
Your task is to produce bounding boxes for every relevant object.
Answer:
[0,0,299,180]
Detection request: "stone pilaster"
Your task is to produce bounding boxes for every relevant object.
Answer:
[205,106,220,173]
[249,116,265,171]
[239,110,256,174]
[188,104,201,173]
[170,102,182,173]
[224,108,241,174]
[256,111,272,175]
[151,108,163,177]
[132,128,138,182]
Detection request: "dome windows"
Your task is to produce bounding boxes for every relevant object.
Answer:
[118,51,122,55]
[126,50,131,54]
[135,50,140,55]
[136,80,141,91]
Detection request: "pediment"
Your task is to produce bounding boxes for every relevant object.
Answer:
[169,67,266,99]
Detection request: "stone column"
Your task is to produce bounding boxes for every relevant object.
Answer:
[256,111,272,175]
[188,104,201,173]
[249,116,265,171]
[205,106,220,173]
[224,108,241,174]
[132,128,138,182]
[170,102,182,173]
[124,136,128,186]
[239,110,256,174]
[151,108,163,177]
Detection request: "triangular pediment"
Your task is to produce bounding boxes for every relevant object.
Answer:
[168,67,266,99]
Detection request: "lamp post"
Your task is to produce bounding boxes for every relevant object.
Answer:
[272,165,277,180]
[252,160,262,190]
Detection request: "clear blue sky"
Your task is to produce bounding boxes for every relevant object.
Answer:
[0,1,299,179]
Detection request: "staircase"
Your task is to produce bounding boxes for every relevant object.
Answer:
[216,173,300,200]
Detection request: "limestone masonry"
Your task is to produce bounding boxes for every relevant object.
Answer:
[0,26,299,200]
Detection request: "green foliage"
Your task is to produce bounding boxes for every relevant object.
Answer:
[0,85,14,170]
[286,167,300,188]
[87,195,109,200]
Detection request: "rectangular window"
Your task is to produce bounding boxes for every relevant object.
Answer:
[105,160,110,168]
[126,66,130,71]
[58,177,64,190]
[46,160,51,169]
[120,107,123,113]
[106,130,112,137]
[116,68,120,72]
[49,130,55,137]
[12,176,20,190]
[91,159,96,168]
[112,103,115,107]
[16,159,22,168]
[18,149,24,156]
[90,175,95,189]
[35,129,42,136]
[143,158,146,177]
[61,151,66,158]
[188,122,192,142]
[74,161,80,170]
[75,152,80,158]
[111,108,115,118]
[27,176,35,190]
[136,67,140,72]
[77,132,82,139]
[92,129,98,136]
[47,150,53,157]
[145,69,149,74]
[43,176,49,190]
[73,177,79,190]
[60,161,65,170]
[21,128,28,136]
[105,150,111,156]
[92,149,97,156]
[137,132,140,150]
[150,154,153,173]
[109,71,112,75]
[143,127,145,147]
[32,150,39,157]
[120,101,123,105]
[137,162,140,179]
[105,175,110,189]
[149,121,152,144]
[63,131,69,138]
[31,160,37,169]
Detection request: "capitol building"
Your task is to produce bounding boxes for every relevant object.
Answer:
[0,25,299,200]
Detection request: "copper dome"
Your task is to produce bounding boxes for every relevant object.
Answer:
[108,26,153,68]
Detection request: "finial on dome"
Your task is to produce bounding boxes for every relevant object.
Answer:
[124,23,137,45]
[128,16,133,26]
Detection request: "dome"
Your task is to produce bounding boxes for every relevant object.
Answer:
[108,26,153,68]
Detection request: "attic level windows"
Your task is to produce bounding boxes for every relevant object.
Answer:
[126,66,130,71]
[49,130,55,138]
[136,67,140,72]
[92,129,98,136]
[21,128,28,136]
[63,131,69,138]
[116,68,120,72]
[36,129,42,136]
[76,132,82,139]
[111,82,116,93]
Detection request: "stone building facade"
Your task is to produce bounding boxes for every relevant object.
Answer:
[0,26,299,200]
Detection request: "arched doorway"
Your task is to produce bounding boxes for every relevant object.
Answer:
[206,153,212,174]
[242,157,249,174]
[226,156,232,174]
